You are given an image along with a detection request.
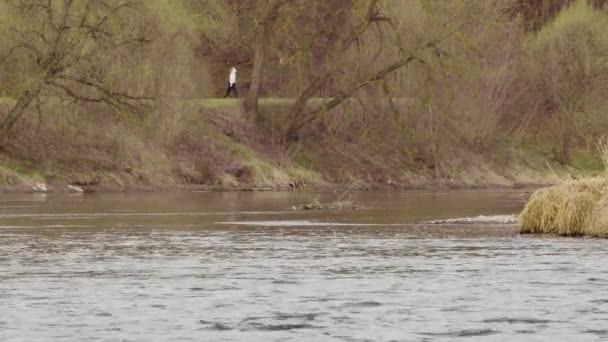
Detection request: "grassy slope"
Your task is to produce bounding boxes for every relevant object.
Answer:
[0,97,601,192]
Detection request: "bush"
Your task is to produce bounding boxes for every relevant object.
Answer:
[523,0,608,163]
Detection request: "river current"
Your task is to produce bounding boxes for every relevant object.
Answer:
[1,190,607,341]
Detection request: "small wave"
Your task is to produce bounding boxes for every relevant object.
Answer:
[199,320,232,331]
[423,214,518,225]
[200,314,323,332]
[218,220,326,227]
[251,323,317,331]
[584,329,608,336]
[483,317,553,324]
[343,301,382,308]
[218,220,388,227]
[0,211,296,220]
[420,328,499,337]
[239,313,321,323]
[0,224,96,229]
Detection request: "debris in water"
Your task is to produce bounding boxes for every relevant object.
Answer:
[68,185,85,193]
[296,198,360,210]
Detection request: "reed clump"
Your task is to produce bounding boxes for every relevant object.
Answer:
[555,191,596,236]
[588,195,608,238]
[519,177,608,237]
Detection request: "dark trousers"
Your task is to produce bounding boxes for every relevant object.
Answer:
[224,83,238,98]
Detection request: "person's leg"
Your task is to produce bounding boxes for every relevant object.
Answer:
[233,84,238,98]
[224,83,231,98]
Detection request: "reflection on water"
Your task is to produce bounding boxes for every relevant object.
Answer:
[1,190,607,341]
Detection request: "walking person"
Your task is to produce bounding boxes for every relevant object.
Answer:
[224,67,238,98]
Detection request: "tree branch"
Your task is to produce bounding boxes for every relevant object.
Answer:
[289,0,389,120]
[48,80,106,103]
[291,56,423,135]
[0,44,41,64]
[46,0,58,32]
[54,75,154,101]
[48,79,145,117]
[89,1,142,34]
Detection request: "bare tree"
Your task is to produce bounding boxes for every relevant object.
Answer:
[287,0,389,123]
[283,0,468,141]
[0,0,152,145]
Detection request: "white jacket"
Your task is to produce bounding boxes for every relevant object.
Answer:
[229,67,236,86]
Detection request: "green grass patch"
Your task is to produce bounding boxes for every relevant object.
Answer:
[188,97,330,109]
[570,150,604,174]
[0,97,16,107]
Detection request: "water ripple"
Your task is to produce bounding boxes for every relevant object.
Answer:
[1,191,607,341]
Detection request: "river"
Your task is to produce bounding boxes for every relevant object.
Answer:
[1,190,608,341]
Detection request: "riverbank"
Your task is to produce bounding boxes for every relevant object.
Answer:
[0,98,602,194]
[0,156,590,194]
[0,181,542,194]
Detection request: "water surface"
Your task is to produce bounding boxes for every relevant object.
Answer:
[2,190,607,341]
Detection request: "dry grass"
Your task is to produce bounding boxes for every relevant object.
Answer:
[587,195,608,237]
[519,187,561,234]
[555,191,596,236]
[0,97,323,190]
[519,177,608,237]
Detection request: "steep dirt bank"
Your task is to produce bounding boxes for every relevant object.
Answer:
[0,98,601,193]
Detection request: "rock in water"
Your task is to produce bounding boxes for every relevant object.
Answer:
[68,185,84,193]
[32,183,48,192]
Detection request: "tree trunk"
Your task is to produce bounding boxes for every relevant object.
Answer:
[0,84,43,146]
[285,0,385,140]
[245,28,266,122]
[245,0,290,122]
[289,75,328,121]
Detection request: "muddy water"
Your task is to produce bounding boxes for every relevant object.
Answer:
[1,190,608,341]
